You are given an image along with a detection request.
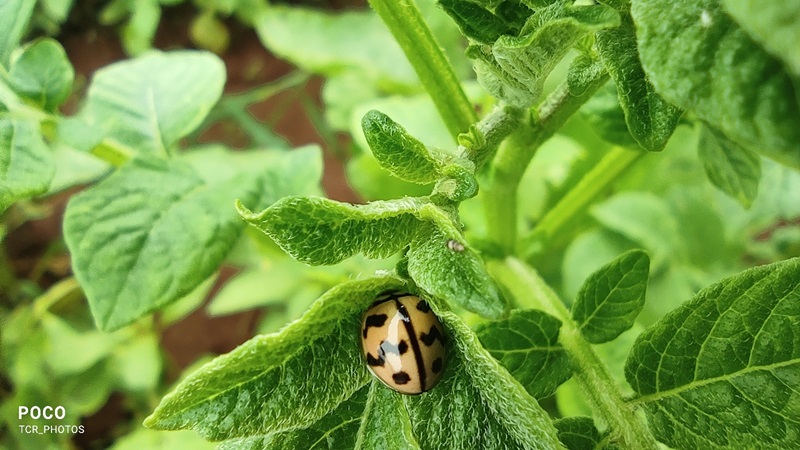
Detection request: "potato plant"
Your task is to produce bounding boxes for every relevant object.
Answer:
[1,0,799,449]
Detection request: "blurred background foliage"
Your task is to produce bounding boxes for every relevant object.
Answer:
[2,0,799,448]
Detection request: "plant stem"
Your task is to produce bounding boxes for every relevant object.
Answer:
[367,0,477,139]
[483,72,609,254]
[490,257,660,450]
[518,146,644,259]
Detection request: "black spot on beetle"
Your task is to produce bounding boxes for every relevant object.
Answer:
[366,352,385,367]
[363,314,388,338]
[432,357,443,374]
[416,300,431,313]
[392,372,411,385]
[398,340,408,354]
[420,325,445,346]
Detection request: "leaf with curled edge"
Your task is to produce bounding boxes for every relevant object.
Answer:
[595,12,682,151]
[625,257,800,449]
[237,196,426,265]
[632,0,800,168]
[467,2,619,107]
[144,277,405,442]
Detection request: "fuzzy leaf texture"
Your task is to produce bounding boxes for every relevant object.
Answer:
[403,308,564,450]
[580,83,639,148]
[64,148,322,330]
[631,0,800,168]
[465,2,619,107]
[572,249,650,344]
[144,277,404,442]
[554,417,621,450]
[237,196,426,265]
[408,226,505,318]
[0,118,55,213]
[625,257,800,449]
[476,309,573,398]
[59,51,225,156]
[6,38,74,112]
[361,109,444,184]
[437,0,517,45]
[595,12,682,151]
[0,0,35,65]
[721,0,800,76]
[698,124,761,208]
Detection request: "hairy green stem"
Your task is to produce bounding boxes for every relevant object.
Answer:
[491,257,660,450]
[519,146,644,259]
[368,0,477,139]
[484,72,609,254]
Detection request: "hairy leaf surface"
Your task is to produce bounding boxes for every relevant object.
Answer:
[554,417,620,450]
[626,258,800,449]
[145,277,404,440]
[632,0,800,167]
[476,309,573,398]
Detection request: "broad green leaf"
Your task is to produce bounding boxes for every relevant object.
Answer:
[7,38,74,111]
[625,257,800,449]
[355,382,420,450]
[111,333,162,393]
[0,0,35,65]
[64,148,321,330]
[60,51,225,156]
[408,225,505,318]
[0,118,55,212]
[207,266,303,316]
[255,6,417,88]
[554,417,621,450]
[721,0,800,76]
[631,0,800,167]
[476,309,573,398]
[218,386,370,450]
[567,54,607,97]
[572,249,649,344]
[467,3,619,106]
[237,196,425,265]
[580,83,639,148]
[438,0,516,44]
[144,277,403,440]
[361,109,445,184]
[40,313,118,376]
[698,125,761,208]
[403,309,564,450]
[495,0,536,31]
[595,12,682,151]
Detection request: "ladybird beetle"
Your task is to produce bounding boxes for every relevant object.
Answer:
[361,291,446,395]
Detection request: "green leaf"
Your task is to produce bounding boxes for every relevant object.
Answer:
[144,277,403,440]
[698,125,762,208]
[0,0,35,66]
[567,54,607,97]
[355,382,420,450]
[580,83,639,148]
[721,0,800,76]
[110,427,216,450]
[120,0,161,55]
[467,3,619,106]
[60,51,225,156]
[7,38,74,111]
[408,225,505,318]
[437,0,516,45]
[572,249,649,344]
[595,12,682,151]
[631,0,800,167]
[403,309,564,450]
[0,118,55,212]
[554,417,620,450]
[64,148,321,330]
[237,196,424,266]
[476,309,573,398]
[625,257,800,449]
[361,109,444,184]
[255,6,417,87]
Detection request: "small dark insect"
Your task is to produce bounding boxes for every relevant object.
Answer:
[447,239,465,252]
